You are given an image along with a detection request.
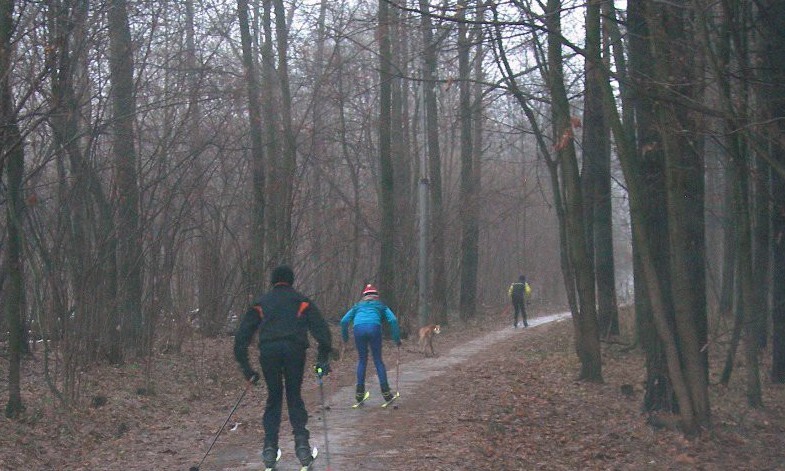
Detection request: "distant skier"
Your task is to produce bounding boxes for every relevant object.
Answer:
[508,275,532,328]
[341,283,401,405]
[234,265,332,470]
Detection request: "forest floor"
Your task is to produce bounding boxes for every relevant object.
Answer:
[2,304,785,470]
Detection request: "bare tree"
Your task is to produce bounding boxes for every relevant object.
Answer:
[418,0,447,326]
[108,0,144,360]
[587,0,619,338]
[757,0,785,384]
[238,0,266,295]
[458,0,478,321]
[605,0,710,432]
[2,0,25,416]
[379,0,397,311]
[271,0,295,263]
[545,0,602,381]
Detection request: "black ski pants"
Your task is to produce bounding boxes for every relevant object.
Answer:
[512,297,527,327]
[258,340,309,447]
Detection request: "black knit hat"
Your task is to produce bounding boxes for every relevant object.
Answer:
[271,265,294,285]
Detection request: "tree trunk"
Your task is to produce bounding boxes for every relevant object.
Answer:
[547,0,602,382]
[378,0,397,311]
[186,0,219,338]
[472,0,484,315]
[391,3,413,328]
[310,0,329,297]
[2,36,25,415]
[714,0,761,407]
[273,0,295,263]
[238,0,266,295]
[752,155,770,349]
[720,265,743,385]
[2,0,25,416]
[585,0,619,338]
[653,10,711,429]
[261,0,279,271]
[734,142,763,407]
[719,164,736,318]
[108,0,143,359]
[458,0,478,321]
[613,0,710,434]
[773,167,785,383]
[48,0,99,362]
[419,0,446,326]
[758,0,785,383]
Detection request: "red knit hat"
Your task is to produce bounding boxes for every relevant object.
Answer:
[362,284,379,296]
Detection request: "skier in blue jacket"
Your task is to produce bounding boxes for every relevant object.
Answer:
[341,283,401,404]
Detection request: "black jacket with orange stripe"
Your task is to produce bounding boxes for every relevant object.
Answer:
[234,282,333,376]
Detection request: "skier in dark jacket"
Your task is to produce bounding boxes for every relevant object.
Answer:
[340,283,401,404]
[234,265,332,470]
[508,274,532,328]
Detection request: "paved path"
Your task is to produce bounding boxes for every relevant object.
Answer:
[211,312,570,470]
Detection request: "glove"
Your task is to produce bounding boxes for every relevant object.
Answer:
[243,367,260,385]
[314,361,331,378]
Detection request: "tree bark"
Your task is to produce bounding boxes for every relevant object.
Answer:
[547,0,602,382]
[238,0,266,295]
[584,0,619,338]
[758,0,785,383]
[2,20,25,414]
[472,0,484,311]
[458,0,478,321]
[108,0,143,359]
[713,0,761,407]
[612,0,710,434]
[734,140,763,407]
[378,0,397,311]
[2,0,25,417]
[391,2,412,328]
[773,167,785,383]
[273,0,295,263]
[654,4,711,424]
[418,0,447,325]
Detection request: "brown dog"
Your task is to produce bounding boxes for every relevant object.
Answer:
[418,324,441,357]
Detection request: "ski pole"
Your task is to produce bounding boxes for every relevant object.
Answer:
[395,345,401,394]
[190,380,252,471]
[315,370,332,471]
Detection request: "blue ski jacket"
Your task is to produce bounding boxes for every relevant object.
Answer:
[340,296,401,344]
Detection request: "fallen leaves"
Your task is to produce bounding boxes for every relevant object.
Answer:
[3,307,785,470]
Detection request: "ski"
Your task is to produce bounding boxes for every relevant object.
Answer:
[381,392,400,408]
[351,391,370,408]
[263,448,282,471]
[298,446,318,471]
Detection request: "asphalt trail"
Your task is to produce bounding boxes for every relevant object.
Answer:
[209,311,570,470]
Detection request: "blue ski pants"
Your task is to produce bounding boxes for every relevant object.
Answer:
[353,323,390,390]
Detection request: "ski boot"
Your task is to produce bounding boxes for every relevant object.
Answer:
[381,384,394,403]
[295,435,317,470]
[381,383,399,408]
[352,384,370,408]
[262,443,281,470]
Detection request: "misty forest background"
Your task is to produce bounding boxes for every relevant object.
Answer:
[2,0,785,437]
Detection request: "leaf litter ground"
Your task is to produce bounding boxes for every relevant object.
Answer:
[1,306,784,470]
